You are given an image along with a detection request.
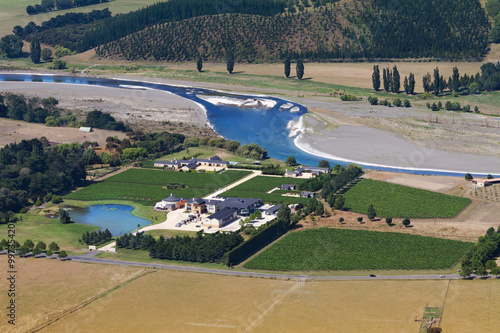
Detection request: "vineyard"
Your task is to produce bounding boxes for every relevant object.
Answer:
[223,176,308,204]
[342,179,471,218]
[103,169,250,189]
[66,169,250,205]
[244,228,473,271]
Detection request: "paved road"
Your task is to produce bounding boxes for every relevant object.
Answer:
[69,254,469,280]
[203,170,261,199]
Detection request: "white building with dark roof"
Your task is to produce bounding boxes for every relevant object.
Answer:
[155,194,184,210]
[153,156,229,170]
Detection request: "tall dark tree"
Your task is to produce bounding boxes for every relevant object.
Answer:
[196,56,203,72]
[392,65,400,93]
[423,73,432,93]
[403,76,409,94]
[408,73,415,94]
[284,57,291,78]
[296,59,304,80]
[226,51,234,74]
[451,66,460,91]
[383,68,389,92]
[433,67,441,96]
[367,204,376,220]
[372,65,380,91]
[30,39,41,64]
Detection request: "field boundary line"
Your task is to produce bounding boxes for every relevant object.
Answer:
[241,282,300,333]
[28,269,156,333]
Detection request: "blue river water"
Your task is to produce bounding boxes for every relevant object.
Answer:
[67,205,151,236]
[0,73,486,177]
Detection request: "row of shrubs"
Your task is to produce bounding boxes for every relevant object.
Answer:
[426,101,478,112]
[368,96,411,107]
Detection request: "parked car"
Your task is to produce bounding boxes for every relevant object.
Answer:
[439,275,446,278]
[369,274,376,277]
[195,225,201,228]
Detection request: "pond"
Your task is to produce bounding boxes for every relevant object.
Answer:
[67,205,151,237]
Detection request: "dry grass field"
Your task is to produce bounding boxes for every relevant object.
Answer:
[2,256,499,332]
[178,61,485,93]
[0,258,144,333]
[0,118,127,148]
[440,280,500,332]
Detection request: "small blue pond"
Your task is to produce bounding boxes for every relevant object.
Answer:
[67,205,151,237]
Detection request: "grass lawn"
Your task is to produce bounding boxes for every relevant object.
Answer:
[244,228,473,271]
[95,247,227,269]
[65,169,251,205]
[0,0,165,37]
[343,179,471,218]
[0,210,98,253]
[156,146,216,161]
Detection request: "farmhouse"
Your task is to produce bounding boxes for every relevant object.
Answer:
[304,166,330,175]
[284,169,302,177]
[472,178,500,187]
[154,194,185,211]
[300,191,315,198]
[79,126,93,133]
[281,184,296,191]
[153,156,229,170]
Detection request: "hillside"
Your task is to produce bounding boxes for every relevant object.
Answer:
[12,0,490,61]
[93,0,489,61]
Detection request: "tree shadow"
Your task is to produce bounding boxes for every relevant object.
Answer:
[231,71,245,74]
[299,77,313,81]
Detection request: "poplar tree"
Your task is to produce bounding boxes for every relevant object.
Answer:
[408,73,415,94]
[372,65,380,91]
[433,67,441,96]
[226,51,234,74]
[196,56,203,72]
[296,59,304,80]
[451,66,460,91]
[30,39,41,64]
[383,68,389,92]
[284,56,291,78]
[367,204,376,220]
[403,76,409,94]
[392,65,400,93]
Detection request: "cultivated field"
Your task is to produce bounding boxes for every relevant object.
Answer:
[0,258,144,333]
[223,175,309,204]
[65,169,251,205]
[18,259,496,333]
[103,168,249,188]
[4,258,499,333]
[343,179,471,218]
[244,228,472,271]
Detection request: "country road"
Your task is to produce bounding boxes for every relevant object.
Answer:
[69,254,470,281]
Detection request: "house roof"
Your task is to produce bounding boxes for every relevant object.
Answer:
[281,184,296,189]
[207,207,237,221]
[301,191,314,196]
[209,155,221,161]
[186,198,205,204]
[218,197,261,210]
[265,204,281,214]
[163,193,180,202]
